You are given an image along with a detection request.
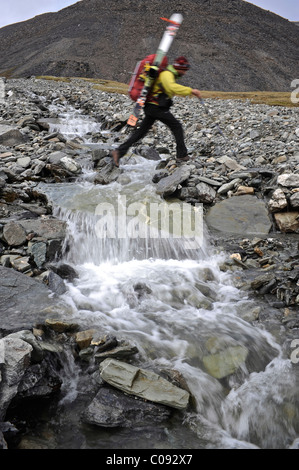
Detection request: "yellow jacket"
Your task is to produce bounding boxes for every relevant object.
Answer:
[149,65,192,104]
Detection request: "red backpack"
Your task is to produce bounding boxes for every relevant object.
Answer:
[128,54,168,102]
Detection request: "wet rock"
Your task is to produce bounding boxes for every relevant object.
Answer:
[82,386,171,428]
[202,343,248,379]
[91,148,108,163]
[45,270,67,295]
[75,329,98,350]
[45,319,78,334]
[48,263,78,282]
[94,340,138,361]
[0,265,70,332]
[99,358,190,410]
[0,336,33,420]
[93,157,122,185]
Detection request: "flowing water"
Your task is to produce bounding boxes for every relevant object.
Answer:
[35,105,299,449]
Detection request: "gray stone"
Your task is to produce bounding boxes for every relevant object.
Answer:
[18,218,66,240]
[277,173,299,188]
[155,166,191,197]
[60,156,81,174]
[47,151,67,165]
[196,182,216,203]
[217,178,242,195]
[82,386,171,428]
[218,156,246,171]
[0,266,70,332]
[139,146,161,160]
[94,340,138,361]
[17,157,31,168]
[94,158,122,185]
[11,256,31,273]
[99,358,190,409]
[197,176,223,187]
[46,270,67,295]
[28,240,47,268]
[0,336,33,419]
[290,192,299,209]
[92,148,108,162]
[2,221,27,246]
[0,128,28,146]
[205,195,272,235]
[268,188,288,212]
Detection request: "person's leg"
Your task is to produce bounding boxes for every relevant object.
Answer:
[112,106,156,166]
[151,107,188,160]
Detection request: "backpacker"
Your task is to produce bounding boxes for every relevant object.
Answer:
[128,54,168,102]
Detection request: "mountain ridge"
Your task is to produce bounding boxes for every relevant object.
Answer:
[0,0,298,91]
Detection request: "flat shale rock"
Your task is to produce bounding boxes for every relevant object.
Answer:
[99,358,190,410]
[205,195,272,235]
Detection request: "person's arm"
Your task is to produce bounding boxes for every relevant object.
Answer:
[160,71,201,99]
[160,71,192,97]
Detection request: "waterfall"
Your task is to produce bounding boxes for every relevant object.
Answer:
[37,103,298,449]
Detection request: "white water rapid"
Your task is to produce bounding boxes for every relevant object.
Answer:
[38,106,298,449]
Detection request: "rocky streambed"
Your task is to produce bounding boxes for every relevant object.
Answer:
[0,77,298,449]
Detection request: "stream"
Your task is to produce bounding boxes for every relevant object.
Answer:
[34,105,298,450]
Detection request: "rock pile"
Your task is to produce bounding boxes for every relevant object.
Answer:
[0,318,191,448]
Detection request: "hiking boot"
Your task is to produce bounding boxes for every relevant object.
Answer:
[111,150,120,167]
[176,155,190,162]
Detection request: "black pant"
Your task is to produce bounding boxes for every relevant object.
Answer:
[117,103,188,159]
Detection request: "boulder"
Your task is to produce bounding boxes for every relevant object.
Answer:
[202,345,248,379]
[205,195,272,235]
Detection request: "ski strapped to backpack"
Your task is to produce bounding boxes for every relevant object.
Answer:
[127,13,183,127]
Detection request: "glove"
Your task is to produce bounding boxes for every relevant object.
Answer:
[149,66,159,79]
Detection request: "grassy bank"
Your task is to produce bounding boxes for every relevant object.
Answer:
[35,76,298,108]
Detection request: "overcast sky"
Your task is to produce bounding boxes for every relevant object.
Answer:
[0,0,298,29]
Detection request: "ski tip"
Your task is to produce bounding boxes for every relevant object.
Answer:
[160,13,183,25]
